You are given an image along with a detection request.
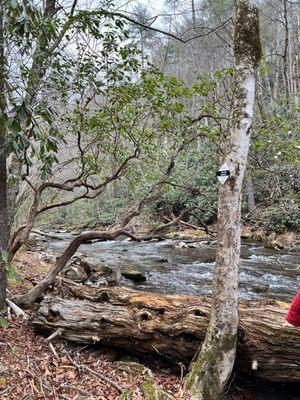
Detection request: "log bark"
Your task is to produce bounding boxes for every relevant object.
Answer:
[33,283,300,383]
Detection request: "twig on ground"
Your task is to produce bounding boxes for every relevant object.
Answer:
[61,383,94,398]
[49,342,60,361]
[46,328,63,341]
[67,354,124,393]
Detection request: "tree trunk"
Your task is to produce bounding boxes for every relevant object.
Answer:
[185,1,261,399]
[282,0,290,101]
[246,175,255,214]
[8,190,40,262]
[0,0,8,311]
[33,283,300,383]
[191,0,196,26]
[7,154,22,233]
[6,0,59,234]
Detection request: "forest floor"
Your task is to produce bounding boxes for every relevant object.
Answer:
[0,314,256,400]
[1,241,295,400]
[0,316,189,400]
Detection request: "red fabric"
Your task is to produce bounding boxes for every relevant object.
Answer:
[286,292,300,327]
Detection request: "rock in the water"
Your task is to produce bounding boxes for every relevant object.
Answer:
[175,241,189,249]
[252,283,269,294]
[79,257,112,275]
[87,271,108,285]
[271,240,285,250]
[38,252,56,263]
[290,245,300,253]
[121,267,146,282]
[64,266,88,282]
[64,256,112,284]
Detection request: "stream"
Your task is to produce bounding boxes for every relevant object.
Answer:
[46,232,300,302]
[43,232,300,399]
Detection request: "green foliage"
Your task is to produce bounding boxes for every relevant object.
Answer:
[1,251,20,284]
[252,104,300,164]
[258,201,300,234]
[0,250,8,264]
[7,0,299,238]
[152,142,218,224]
[3,0,147,178]
[4,0,49,43]
[0,316,9,329]
[7,264,21,284]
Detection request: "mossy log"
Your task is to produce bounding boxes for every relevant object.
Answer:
[33,282,300,382]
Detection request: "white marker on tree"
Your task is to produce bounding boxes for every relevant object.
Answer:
[216,163,231,185]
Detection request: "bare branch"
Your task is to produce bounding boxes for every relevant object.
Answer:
[81,9,231,44]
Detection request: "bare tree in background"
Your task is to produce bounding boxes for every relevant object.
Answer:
[0,0,8,310]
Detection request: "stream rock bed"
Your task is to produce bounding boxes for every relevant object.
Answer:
[45,232,300,302]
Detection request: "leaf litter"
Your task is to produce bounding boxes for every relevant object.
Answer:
[0,317,190,399]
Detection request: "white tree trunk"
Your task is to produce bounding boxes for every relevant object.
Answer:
[185,1,261,399]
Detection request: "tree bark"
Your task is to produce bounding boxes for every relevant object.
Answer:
[0,0,8,310]
[33,283,300,383]
[246,175,255,214]
[282,0,290,101]
[185,1,261,399]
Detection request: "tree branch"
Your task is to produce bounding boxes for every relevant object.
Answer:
[81,9,231,44]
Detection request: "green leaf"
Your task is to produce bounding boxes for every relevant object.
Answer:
[0,316,9,329]
[7,264,21,284]
[1,250,8,263]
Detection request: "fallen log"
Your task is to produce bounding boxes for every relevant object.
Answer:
[33,283,300,382]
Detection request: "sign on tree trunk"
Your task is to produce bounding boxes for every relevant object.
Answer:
[185,1,262,399]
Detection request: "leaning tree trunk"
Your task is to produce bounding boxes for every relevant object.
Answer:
[185,1,262,399]
[0,0,8,311]
[14,229,138,308]
[34,283,300,383]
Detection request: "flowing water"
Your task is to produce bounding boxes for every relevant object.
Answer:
[44,232,300,399]
[46,233,300,302]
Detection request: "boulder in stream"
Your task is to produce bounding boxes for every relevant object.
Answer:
[121,266,147,282]
[155,258,168,263]
[78,257,112,275]
[64,265,88,282]
[64,256,113,284]
[251,283,269,294]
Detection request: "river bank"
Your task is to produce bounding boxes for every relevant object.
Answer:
[4,229,300,400]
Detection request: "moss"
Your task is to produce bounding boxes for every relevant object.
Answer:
[141,379,173,400]
[0,377,7,390]
[141,379,159,400]
[228,175,237,191]
[234,0,262,67]
[185,327,237,400]
[222,332,237,353]
[120,392,133,400]
[115,361,148,377]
